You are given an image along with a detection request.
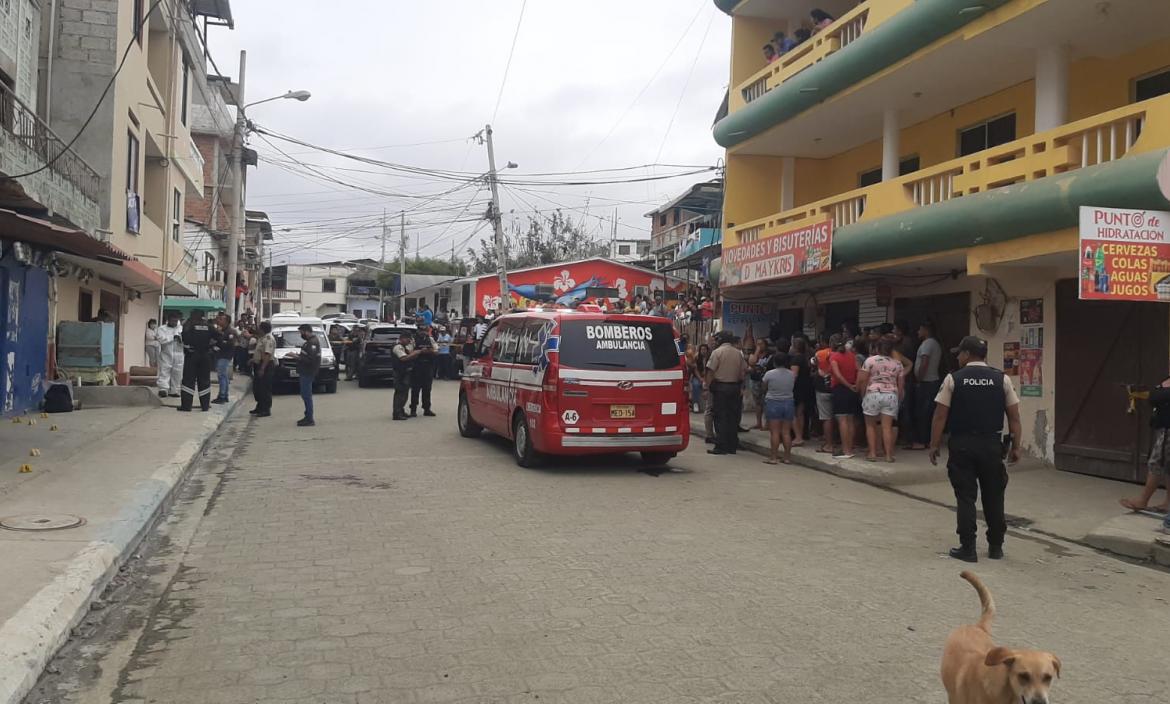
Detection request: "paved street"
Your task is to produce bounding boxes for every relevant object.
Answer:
[27,379,1170,704]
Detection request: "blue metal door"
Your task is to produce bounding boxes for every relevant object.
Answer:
[0,258,49,416]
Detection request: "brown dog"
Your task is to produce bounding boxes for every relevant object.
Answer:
[941,572,1061,704]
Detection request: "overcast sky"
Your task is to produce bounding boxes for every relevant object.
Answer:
[206,0,730,266]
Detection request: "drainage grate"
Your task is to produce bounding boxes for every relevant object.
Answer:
[0,514,86,531]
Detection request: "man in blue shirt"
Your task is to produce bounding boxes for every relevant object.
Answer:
[435,326,454,379]
[420,303,433,328]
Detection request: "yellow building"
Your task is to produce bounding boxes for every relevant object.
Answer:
[713,0,1170,479]
[43,0,227,374]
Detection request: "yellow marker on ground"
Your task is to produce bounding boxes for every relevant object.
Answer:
[50,425,59,431]
[29,449,41,457]
[18,464,32,473]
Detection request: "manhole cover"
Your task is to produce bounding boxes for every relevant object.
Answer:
[0,514,86,531]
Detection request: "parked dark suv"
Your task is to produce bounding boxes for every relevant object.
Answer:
[355,323,417,388]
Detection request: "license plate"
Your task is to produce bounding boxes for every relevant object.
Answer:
[288,369,299,378]
[610,405,635,419]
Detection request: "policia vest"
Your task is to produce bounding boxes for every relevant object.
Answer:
[948,365,1006,436]
[183,322,216,356]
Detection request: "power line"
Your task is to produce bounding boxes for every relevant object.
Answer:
[254,125,713,185]
[7,0,165,181]
[491,0,529,124]
[654,7,717,165]
[573,0,709,170]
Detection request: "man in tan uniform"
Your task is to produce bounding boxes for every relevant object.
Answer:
[706,330,748,454]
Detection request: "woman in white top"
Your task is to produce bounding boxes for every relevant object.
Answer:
[144,318,161,369]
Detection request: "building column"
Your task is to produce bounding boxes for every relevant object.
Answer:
[1035,45,1069,132]
[882,108,900,181]
[780,157,795,212]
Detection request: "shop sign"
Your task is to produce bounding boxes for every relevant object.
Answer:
[1078,206,1170,301]
[721,219,832,288]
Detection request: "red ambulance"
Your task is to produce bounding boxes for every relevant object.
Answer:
[457,307,690,467]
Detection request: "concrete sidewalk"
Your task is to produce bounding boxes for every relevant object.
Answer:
[693,417,1170,567]
[0,379,249,704]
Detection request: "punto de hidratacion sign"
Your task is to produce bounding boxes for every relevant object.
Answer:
[721,219,832,288]
[1078,206,1170,302]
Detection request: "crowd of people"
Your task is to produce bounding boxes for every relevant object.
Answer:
[761,9,836,65]
[685,319,948,465]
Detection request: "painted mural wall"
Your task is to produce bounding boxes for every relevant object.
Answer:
[473,259,684,316]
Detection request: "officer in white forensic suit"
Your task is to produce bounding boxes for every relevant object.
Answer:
[155,310,185,397]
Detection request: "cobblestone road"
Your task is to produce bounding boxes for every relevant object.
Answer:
[33,380,1170,703]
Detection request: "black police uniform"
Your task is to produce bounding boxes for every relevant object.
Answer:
[410,334,435,416]
[392,341,414,420]
[179,319,220,411]
[945,364,1009,551]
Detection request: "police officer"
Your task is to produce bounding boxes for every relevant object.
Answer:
[391,332,420,421]
[410,327,438,417]
[929,335,1022,562]
[706,330,748,455]
[178,310,220,412]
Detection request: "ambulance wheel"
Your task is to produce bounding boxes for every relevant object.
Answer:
[512,411,540,468]
[324,381,338,394]
[640,452,675,467]
[458,392,482,438]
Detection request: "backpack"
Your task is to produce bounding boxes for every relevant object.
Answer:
[43,380,74,413]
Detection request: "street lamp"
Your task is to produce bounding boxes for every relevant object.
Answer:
[245,89,312,111]
[225,48,311,321]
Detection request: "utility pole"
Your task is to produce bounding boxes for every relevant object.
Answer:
[483,124,510,313]
[227,50,246,320]
[378,209,387,320]
[399,211,407,319]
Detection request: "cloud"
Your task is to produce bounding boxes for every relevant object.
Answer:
[208,0,730,264]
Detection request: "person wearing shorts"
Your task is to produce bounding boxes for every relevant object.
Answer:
[828,333,860,459]
[1121,376,1170,515]
[858,335,905,463]
[762,354,796,465]
[813,336,836,454]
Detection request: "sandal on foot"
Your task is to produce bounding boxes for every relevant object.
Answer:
[1120,498,1151,511]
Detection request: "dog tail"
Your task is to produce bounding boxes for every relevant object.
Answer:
[961,571,995,632]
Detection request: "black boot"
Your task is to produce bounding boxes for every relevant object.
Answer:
[948,545,978,563]
[988,545,1004,560]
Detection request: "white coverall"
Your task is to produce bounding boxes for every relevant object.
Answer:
[155,322,185,394]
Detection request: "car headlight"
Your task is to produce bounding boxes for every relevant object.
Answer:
[322,358,335,368]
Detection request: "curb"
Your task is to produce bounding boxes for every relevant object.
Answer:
[695,421,1170,568]
[1085,513,1170,568]
[0,385,248,704]
[690,421,942,487]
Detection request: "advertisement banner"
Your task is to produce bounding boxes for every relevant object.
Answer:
[1003,342,1019,377]
[721,301,775,345]
[721,219,832,288]
[1078,206,1170,301]
[1018,348,1043,397]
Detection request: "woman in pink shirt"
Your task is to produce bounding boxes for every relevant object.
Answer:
[857,335,905,462]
